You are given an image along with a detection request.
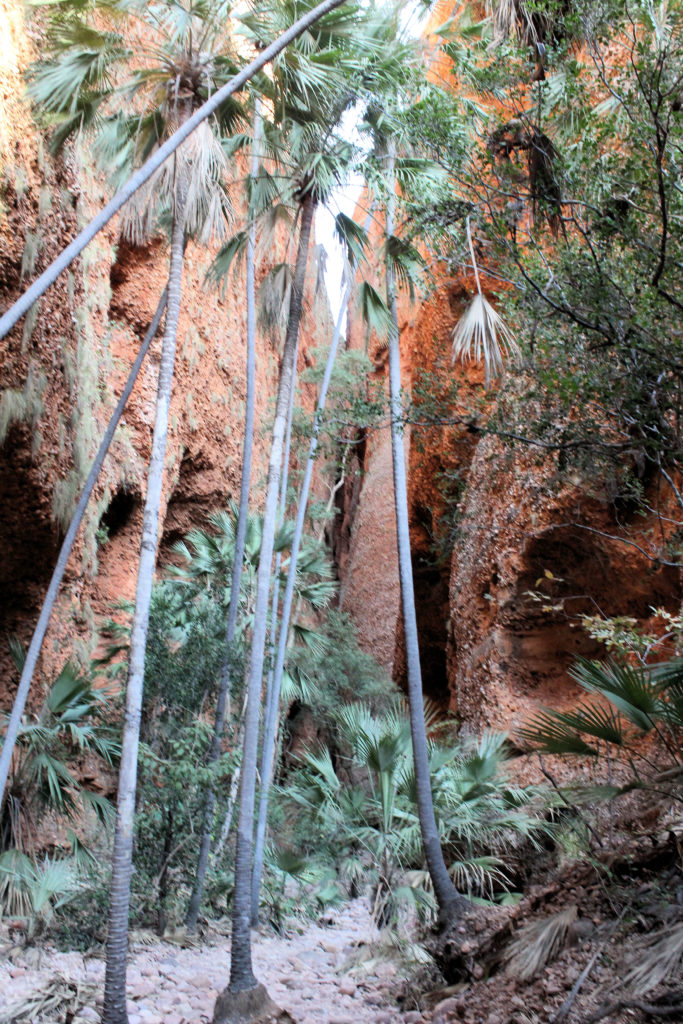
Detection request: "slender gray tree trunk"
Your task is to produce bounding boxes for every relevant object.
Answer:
[260,363,297,798]
[0,291,167,811]
[254,344,298,907]
[384,143,465,925]
[102,169,189,1024]
[184,103,263,935]
[250,279,350,924]
[218,192,315,1000]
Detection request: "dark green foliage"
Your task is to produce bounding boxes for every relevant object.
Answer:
[287,610,391,727]
[408,2,683,522]
[97,552,237,932]
[1,646,118,858]
[0,644,118,931]
[521,656,683,776]
[279,702,552,925]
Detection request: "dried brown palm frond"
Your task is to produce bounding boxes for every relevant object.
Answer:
[0,973,97,1024]
[121,120,230,246]
[452,218,521,387]
[623,922,683,993]
[128,927,160,946]
[504,905,577,981]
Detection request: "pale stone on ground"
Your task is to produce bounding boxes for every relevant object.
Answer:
[1,899,423,1023]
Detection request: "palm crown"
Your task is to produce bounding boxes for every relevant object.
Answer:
[28,0,247,243]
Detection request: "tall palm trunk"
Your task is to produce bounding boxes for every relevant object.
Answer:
[250,279,350,924]
[384,142,465,925]
[103,167,189,1024]
[214,191,315,1009]
[260,362,298,805]
[184,103,263,934]
[0,290,167,811]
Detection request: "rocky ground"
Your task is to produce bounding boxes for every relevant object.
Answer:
[1,829,682,1024]
[0,899,426,1024]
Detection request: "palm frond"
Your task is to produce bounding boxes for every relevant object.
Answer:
[207,230,250,289]
[335,212,369,267]
[385,234,425,301]
[81,789,115,827]
[520,709,600,756]
[452,293,521,387]
[623,923,683,992]
[360,281,393,345]
[449,854,510,898]
[26,25,128,114]
[8,636,27,673]
[258,263,293,333]
[570,658,660,732]
[504,906,578,980]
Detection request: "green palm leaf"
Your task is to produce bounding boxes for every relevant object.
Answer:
[360,281,393,343]
[519,710,599,756]
[570,658,660,732]
[334,212,369,267]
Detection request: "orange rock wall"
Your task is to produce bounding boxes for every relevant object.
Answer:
[0,0,332,705]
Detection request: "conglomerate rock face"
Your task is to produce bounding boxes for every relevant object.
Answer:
[2,0,680,732]
[447,437,682,731]
[0,0,332,705]
[337,267,682,729]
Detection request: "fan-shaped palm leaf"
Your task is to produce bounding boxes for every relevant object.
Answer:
[452,292,521,386]
[452,217,521,385]
[570,657,660,732]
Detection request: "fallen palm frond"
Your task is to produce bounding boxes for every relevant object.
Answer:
[346,925,434,973]
[504,905,577,980]
[623,922,683,993]
[452,218,521,387]
[0,972,97,1024]
[128,927,160,946]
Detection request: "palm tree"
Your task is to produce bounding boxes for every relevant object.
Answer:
[250,260,354,924]
[0,286,167,813]
[212,6,367,1012]
[383,137,467,923]
[246,3,418,930]
[0,0,352,344]
[184,99,263,935]
[25,4,244,1019]
[103,147,191,1024]
[0,0,354,813]
[222,182,317,1004]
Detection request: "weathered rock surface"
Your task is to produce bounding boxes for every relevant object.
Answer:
[0,0,332,709]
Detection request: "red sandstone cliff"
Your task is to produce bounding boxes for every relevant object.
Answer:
[0,0,332,705]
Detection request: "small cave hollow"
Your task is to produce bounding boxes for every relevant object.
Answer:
[509,524,683,685]
[413,562,451,706]
[108,237,164,327]
[99,487,137,541]
[0,433,60,705]
[394,556,451,709]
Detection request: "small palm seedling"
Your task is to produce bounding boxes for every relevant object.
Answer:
[1,640,117,859]
[0,642,116,930]
[0,850,77,937]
